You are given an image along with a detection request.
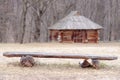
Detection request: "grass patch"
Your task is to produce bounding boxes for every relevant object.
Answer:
[7,61,21,67]
[6,61,111,70]
[36,61,80,69]
[99,62,108,68]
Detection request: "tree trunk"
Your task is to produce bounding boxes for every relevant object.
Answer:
[0,0,120,43]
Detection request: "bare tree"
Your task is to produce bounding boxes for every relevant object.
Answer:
[0,0,120,43]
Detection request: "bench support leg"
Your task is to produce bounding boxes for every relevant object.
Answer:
[80,59,92,68]
[80,59,100,69]
[20,55,35,67]
[92,59,99,69]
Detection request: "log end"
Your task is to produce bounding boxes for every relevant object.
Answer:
[80,60,92,68]
[20,55,35,67]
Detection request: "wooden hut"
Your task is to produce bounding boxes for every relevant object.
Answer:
[48,11,103,43]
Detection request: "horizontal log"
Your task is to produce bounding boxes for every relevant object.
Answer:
[3,52,118,60]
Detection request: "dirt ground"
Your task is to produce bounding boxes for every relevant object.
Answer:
[0,42,120,80]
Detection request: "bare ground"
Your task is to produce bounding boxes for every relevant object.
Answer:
[0,42,120,80]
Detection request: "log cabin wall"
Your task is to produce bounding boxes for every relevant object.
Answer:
[50,29,99,43]
[86,30,98,43]
[61,30,73,42]
[50,30,59,42]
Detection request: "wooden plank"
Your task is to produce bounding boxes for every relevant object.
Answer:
[3,52,118,60]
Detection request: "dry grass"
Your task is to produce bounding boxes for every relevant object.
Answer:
[0,42,120,80]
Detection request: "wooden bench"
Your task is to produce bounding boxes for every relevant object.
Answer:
[3,52,118,69]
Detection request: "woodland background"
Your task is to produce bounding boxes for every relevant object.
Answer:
[0,0,120,43]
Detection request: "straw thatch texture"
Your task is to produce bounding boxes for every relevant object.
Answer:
[49,11,103,30]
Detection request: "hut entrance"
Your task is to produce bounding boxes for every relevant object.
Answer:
[73,30,83,43]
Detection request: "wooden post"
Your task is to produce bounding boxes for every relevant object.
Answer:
[50,30,52,41]
[50,30,54,42]
[96,30,99,43]
[82,30,85,43]
[60,31,63,43]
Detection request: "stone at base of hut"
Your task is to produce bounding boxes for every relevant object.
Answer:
[20,55,35,67]
[80,59,92,68]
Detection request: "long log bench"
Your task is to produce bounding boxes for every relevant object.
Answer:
[3,52,118,69]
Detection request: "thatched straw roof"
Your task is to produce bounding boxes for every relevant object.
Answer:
[49,11,103,30]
